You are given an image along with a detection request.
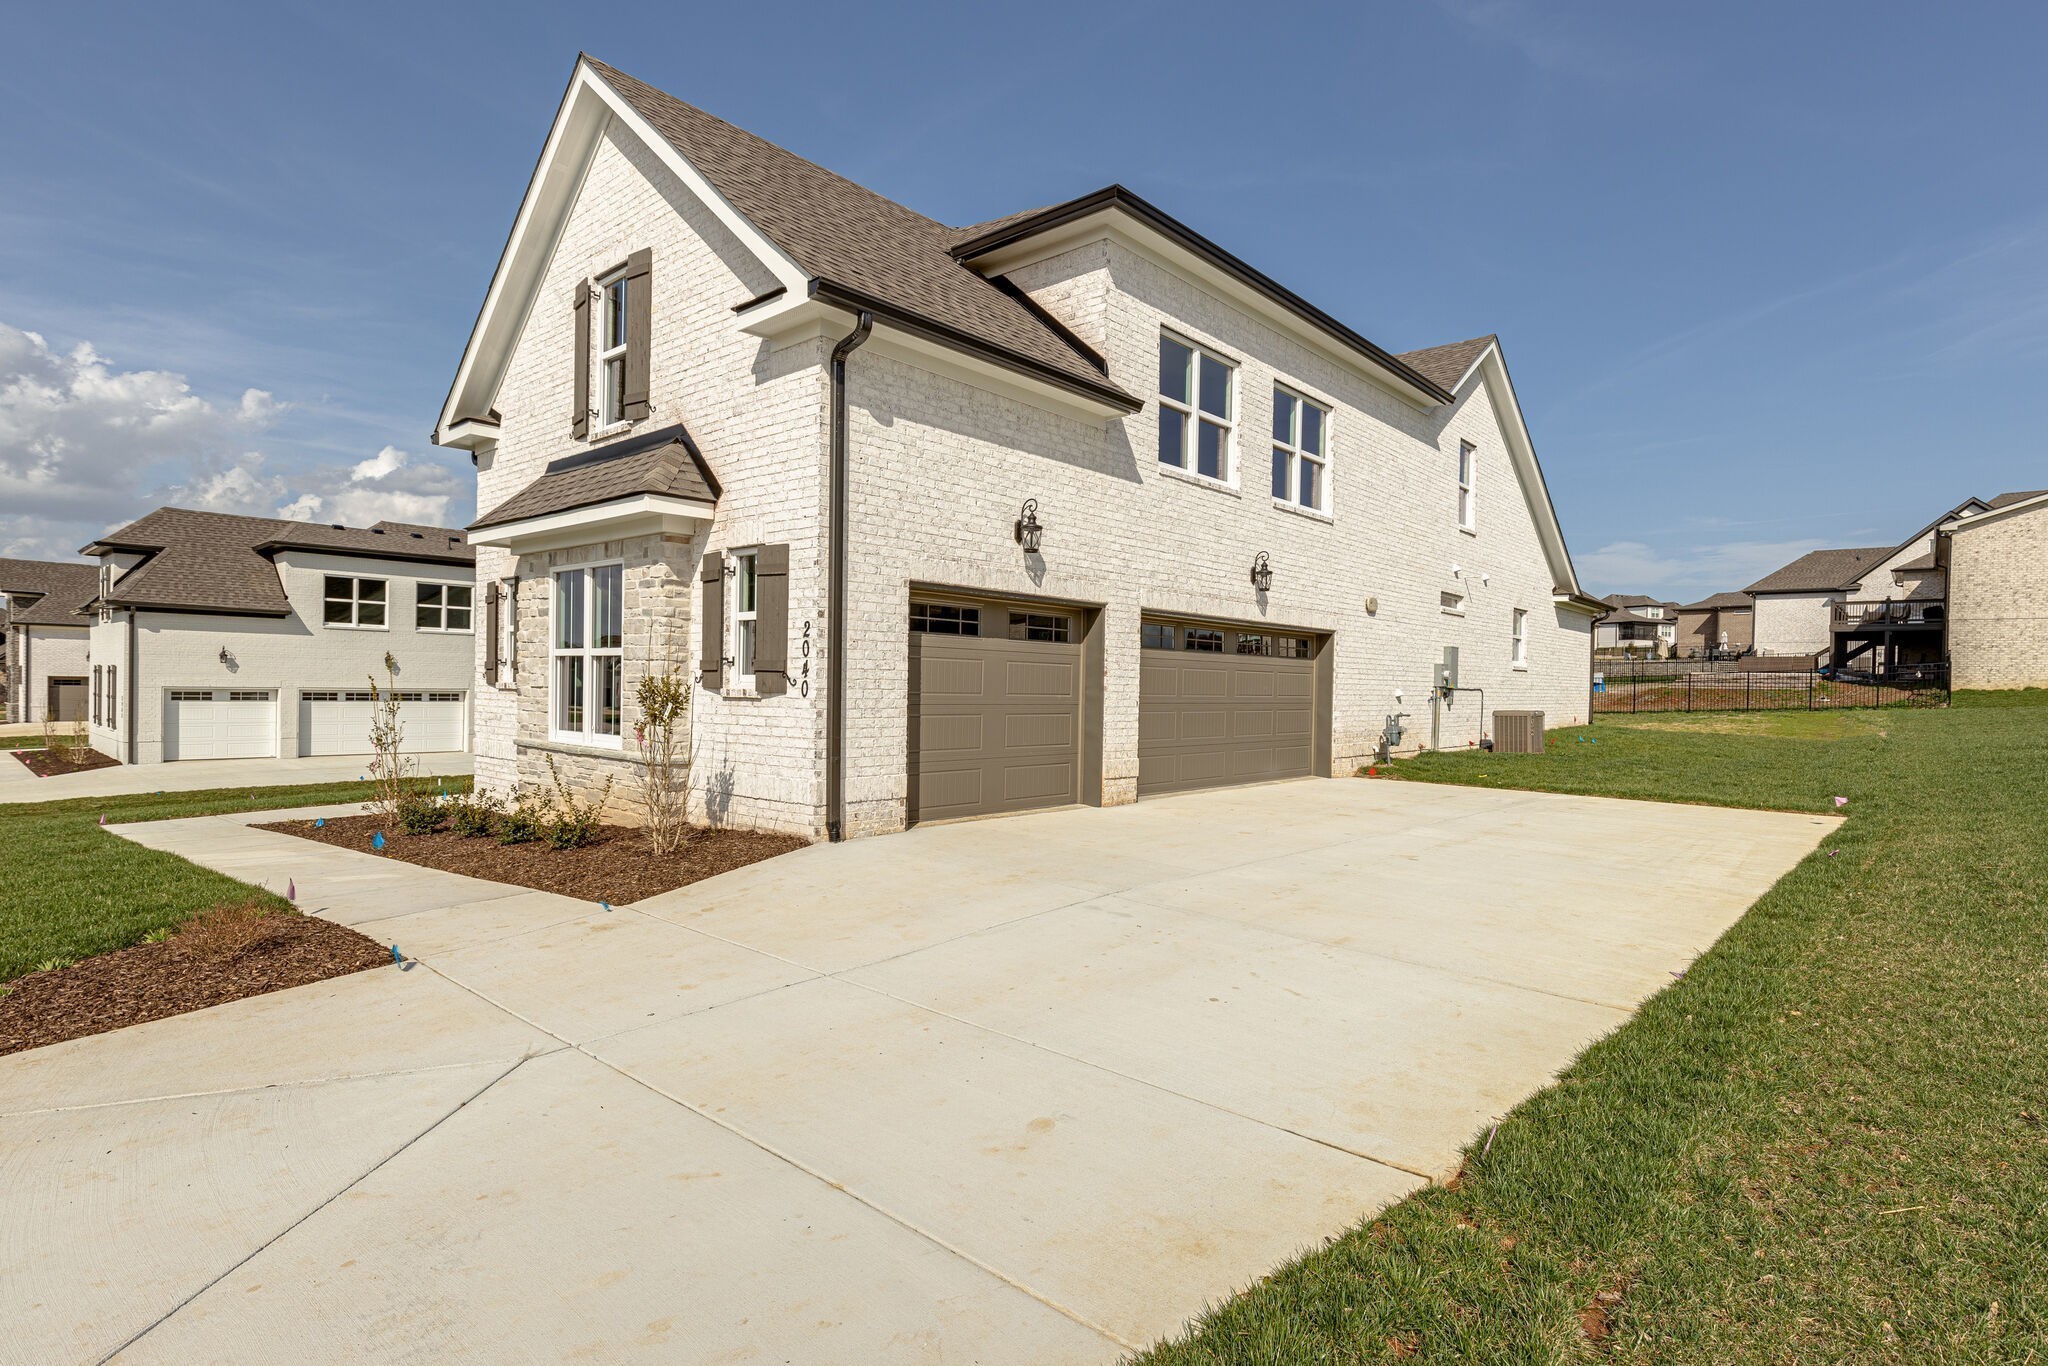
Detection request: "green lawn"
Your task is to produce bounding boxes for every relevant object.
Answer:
[1143,696,2048,1362]
[0,778,467,983]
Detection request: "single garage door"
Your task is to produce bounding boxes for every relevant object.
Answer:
[165,688,277,761]
[908,598,1081,823]
[300,690,468,756]
[1138,619,1316,797]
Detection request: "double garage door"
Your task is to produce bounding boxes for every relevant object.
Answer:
[299,690,468,756]
[906,597,1321,823]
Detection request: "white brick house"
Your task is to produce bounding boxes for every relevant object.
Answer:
[1940,492,2048,689]
[1,559,97,725]
[79,508,477,764]
[439,56,1601,840]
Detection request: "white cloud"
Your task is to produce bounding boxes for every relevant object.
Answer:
[0,320,469,557]
[1579,537,1832,601]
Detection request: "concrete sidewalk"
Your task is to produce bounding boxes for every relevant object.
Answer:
[0,749,473,804]
[2,779,1838,1362]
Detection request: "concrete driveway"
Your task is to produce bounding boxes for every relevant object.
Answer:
[2,779,1835,1362]
[0,750,473,804]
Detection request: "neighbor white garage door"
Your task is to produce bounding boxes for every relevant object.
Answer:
[165,689,277,761]
[299,690,467,756]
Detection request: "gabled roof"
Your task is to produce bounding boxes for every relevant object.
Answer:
[1987,488,2048,509]
[1396,336,1499,393]
[1743,546,1894,595]
[81,508,473,617]
[1679,591,1753,612]
[0,558,99,627]
[473,425,720,530]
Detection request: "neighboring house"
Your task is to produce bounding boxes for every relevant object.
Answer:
[1594,595,1681,656]
[1745,490,2045,671]
[1675,592,1753,657]
[437,56,1600,840]
[77,508,477,764]
[1939,491,2048,689]
[0,558,98,726]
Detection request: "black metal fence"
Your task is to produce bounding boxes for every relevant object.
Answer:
[1592,661,1950,714]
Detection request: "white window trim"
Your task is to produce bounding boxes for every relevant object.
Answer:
[414,578,477,634]
[549,562,624,749]
[1270,384,1332,515]
[1157,331,1238,487]
[1457,441,1477,533]
[322,575,390,631]
[596,270,630,430]
[1512,608,1528,669]
[729,548,759,694]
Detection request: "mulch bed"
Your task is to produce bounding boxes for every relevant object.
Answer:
[257,813,809,904]
[12,745,119,777]
[0,905,388,1057]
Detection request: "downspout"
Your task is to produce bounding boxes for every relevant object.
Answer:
[19,623,28,725]
[825,310,874,843]
[126,610,138,764]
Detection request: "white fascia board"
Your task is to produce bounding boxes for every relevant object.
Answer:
[435,60,810,444]
[741,295,1130,422]
[1464,344,1584,600]
[1943,490,2048,532]
[467,494,716,554]
[440,417,501,452]
[968,210,1443,410]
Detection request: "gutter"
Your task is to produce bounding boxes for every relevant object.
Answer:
[126,610,138,764]
[825,310,873,843]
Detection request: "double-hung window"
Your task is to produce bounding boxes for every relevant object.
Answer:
[1271,387,1330,511]
[324,576,387,628]
[1457,442,1477,531]
[552,564,623,745]
[597,271,630,427]
[92,666,102,725]
[1158,333,1235,481]
[107,666,116,728]
[730,550,759,690]
[1512,609,1528,668]
[416,582,474,632]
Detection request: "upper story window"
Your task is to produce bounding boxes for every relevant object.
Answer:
[731,550,759,690]
[1158,333,1235,482]
[1271,387,1329,511]
[1457,442,1477,531]
[324,576,387,628]
[416,583,474,632]
[1641,605,1664,619]
[1512,608,1528,667]
[552,564,623,745]
[598,271,631,428]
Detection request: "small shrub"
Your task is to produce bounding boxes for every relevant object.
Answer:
[542,754,613,850]
[395,785,444,836]
[141,926,174,944]
[447,790,502,838]
[496,791,546,845]
[33,956,76,974]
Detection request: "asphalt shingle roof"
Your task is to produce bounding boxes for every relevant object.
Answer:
[1743,546,1894,595]
[473,426,721,530]
[1679,592,1754,611]
[1395,335,1497,392]
[584,58,1134,411]
[0,558,99,625]
[83,508,472,617]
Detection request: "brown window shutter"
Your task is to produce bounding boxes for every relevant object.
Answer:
[623,248,652,421]
[571,281,591,439]
[699,550,725,692]
[483,582,501,681]
[754,543,789,696]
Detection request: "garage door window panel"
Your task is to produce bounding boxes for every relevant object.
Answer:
[911,603,980,636]
[552,564,623,746]
[325,576,387,628]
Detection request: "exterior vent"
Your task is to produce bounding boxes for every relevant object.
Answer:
[1494,710,1545,754]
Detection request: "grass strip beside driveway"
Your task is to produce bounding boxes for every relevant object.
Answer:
[1143,699,2047,1362]
[0,778,467,983]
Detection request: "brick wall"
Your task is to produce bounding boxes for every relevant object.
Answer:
[1948,504,2048,688]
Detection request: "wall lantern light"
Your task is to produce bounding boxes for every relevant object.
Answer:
[1250,551,1273,593]
[1014,498,1044,554]
[218,647,234,666]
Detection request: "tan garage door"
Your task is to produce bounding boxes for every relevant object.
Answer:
[909,598,1081,823]
[1139,619,1315,797]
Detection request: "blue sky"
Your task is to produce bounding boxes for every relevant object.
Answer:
[4,0,2044,599]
